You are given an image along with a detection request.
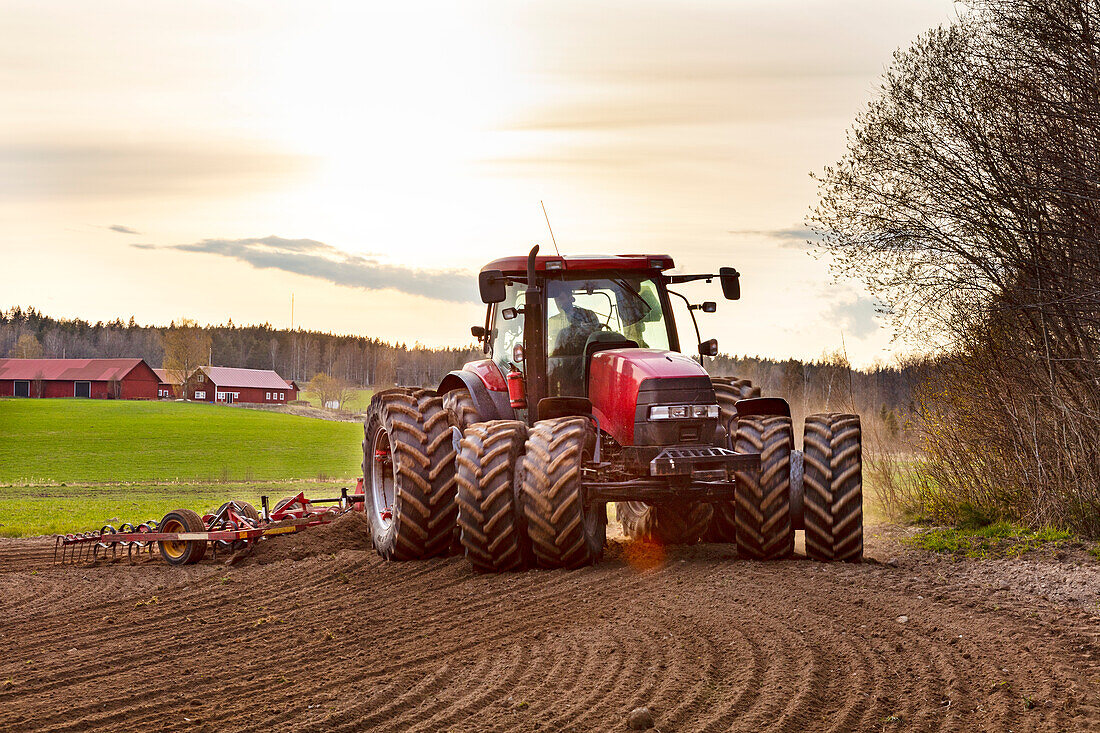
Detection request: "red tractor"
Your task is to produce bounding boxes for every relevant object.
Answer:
[362,247,863,570]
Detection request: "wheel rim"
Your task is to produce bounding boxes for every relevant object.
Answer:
[161,518,187,560]
[371,426,395,529]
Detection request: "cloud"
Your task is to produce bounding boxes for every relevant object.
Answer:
[728,227,820,249]
[822,292,883,339]
[140,236,477,303]
[106,224,140,234]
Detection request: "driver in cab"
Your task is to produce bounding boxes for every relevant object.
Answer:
[548,284,602,357]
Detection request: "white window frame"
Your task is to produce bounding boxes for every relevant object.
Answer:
[195,390,206,400]
[266,392,271,400]
[279,392,284,400]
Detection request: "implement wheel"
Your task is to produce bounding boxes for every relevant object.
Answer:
[617,501,712,545]
[362,389,459,560]
[520,417,605,569]
[216,501,260,525]
[803,413,863,562]
[456,420,529,572]
[733,416,794,560]
[272,495,313,518]
[158,509,207,566]
[443,388,482,432]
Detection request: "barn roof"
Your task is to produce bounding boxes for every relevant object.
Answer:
[0,358,149,382]
[200,366,292,390]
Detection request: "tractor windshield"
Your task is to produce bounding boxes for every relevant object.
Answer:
[546,274,671,396]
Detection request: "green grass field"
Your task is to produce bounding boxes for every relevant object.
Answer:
[0,399,364,536]
[298,388,374,413]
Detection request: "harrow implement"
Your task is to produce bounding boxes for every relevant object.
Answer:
[54,482,366,567]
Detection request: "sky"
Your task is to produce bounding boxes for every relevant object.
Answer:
[0,0,960,366]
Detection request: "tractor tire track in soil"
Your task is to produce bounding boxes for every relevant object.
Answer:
[0,518,1097,732]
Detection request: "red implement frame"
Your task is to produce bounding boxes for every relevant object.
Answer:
[54,487,365,566]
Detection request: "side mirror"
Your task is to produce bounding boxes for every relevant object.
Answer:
[699,338,719,357]
[701,301,717,313]
[471,325,487,340]
[719,267,740,300]
[501,307,518,320]
[479,270,507,304]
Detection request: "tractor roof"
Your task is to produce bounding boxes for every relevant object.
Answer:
[481,254,675,275]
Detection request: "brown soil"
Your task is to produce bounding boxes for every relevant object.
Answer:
[0,521,1097,732]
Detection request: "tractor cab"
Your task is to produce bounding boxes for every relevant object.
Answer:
[472,247,739,431]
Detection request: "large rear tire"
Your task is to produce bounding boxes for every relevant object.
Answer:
[617,501,713,545]
[362,389,459,560]
[803,413,863,562]
[520,417,605,569]
[456,420,530,572]
[711,376,761,427]
[443,388,482,432]
[157,509,207,566]
[732,416,794,560]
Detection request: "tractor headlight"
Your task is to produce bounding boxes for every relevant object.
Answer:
[648,404,719,420]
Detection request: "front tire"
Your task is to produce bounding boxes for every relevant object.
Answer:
[617,501,712,545]
[362,389,459,560]
[803,413,863,562]
[456,420,530,572]
[733,416,794,560]
[520,417,605,568]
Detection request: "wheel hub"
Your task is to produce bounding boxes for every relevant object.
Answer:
[371,432,396,527]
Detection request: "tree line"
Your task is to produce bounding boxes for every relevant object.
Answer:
[0,307,481,388]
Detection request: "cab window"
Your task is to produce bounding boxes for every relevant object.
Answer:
[545,275,671,396]
[489,281,525,375]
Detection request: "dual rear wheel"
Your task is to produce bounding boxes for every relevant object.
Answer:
[619,412,863,563]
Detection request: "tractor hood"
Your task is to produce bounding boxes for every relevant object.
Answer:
[588,349,717,446]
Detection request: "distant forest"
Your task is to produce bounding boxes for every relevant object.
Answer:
[0,306,923,420]
[0,307,480,388]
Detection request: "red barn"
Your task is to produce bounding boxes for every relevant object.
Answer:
[190,366,298,404]
[0,358,159,399]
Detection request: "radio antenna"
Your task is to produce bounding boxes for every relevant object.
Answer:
[540,200,561,256]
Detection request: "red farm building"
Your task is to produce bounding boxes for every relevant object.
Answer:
[152,369,183,399]
[190,366,298,404]
[0,358,159,399]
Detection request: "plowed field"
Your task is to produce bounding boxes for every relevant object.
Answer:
[1,519,1097,732]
